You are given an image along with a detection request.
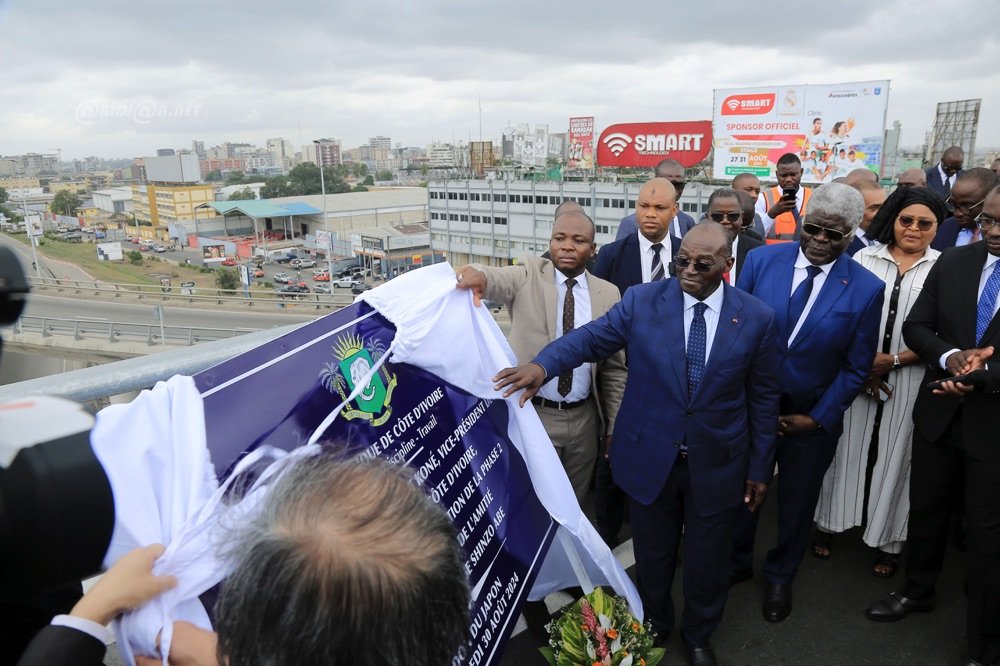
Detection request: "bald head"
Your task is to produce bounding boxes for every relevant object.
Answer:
[897,168,927,188]
[682,221,732,257]
[634,178,678,243]
[943,146,965,161]
[554,199,584,219]
[845,168,878,186]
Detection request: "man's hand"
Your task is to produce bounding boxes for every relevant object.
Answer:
[135,621,220,666]
[454,266,487,306]
[945,346,994,375]
[870,352,895,379]
[932,380,977,397]
[767,196,797,219]
[778,414,819,436]
[492,363,547,406]
[70,544,176,626]
[744,481,768,513]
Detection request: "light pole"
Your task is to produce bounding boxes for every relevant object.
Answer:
[5,159,40,277]
[313,140,332,280]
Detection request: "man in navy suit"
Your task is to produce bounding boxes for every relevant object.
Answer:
[494,223,781,666]
[926,146,965,198]
[730,183,884,623]
[616,159,696,240]
[846,180,886,256]
[591,176,682,546]
[931,168,998,251]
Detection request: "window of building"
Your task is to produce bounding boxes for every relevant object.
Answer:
[459,193,467,200]
[460,214,468,222]
[510,195,521,203]
[495,216,507,225]
[449,213,458,221]
[596,224,610,234]
[498,194,507,203]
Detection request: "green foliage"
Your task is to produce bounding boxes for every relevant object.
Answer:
[51,190,83,216]
[126,250,143,265]
[214,268,239,290]
[0,186,8,204]
[204,169,223,182]
[259,163,352,199]
[349,162,369,178]
[352,184,369,192]
[375,169,394,181]
[362,175,374,186]
[228,186,257,201]
[224,171,246,186]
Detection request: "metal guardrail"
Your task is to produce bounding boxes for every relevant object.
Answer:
[5,315,256,346]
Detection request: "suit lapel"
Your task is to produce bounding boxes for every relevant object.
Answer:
[540,260,558,342]
[657,281,688,398]
[792,255,849,344]
[626,236,643,286]
[772,251,797,340]
[693,285,744,403]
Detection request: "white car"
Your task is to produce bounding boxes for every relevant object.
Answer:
[333,276,361,288]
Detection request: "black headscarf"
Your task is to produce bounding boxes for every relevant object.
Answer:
[867,186,947,245]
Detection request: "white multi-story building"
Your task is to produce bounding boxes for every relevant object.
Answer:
[428,179,717,266]
[92,187,135,214]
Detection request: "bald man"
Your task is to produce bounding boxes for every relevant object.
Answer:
[615,159,696,241]
[897,168,927,189]
[926,146,964,197]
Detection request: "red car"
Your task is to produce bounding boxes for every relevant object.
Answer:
[221,257,237,266]
[312,271,331,282]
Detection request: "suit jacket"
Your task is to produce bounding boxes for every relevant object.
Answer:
[533,279,781,516]
[903,242,1000,462]
[736,243,884,435]
[615,210,696,241]
[734,233,764,283]
[925,165,961,198]
[846,234,869,257]
[931,217,965,251]
[477,255,626,434]
[592,232,682,296]
[17,625,106,666]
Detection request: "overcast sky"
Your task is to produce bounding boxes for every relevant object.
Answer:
[1,0,998,160]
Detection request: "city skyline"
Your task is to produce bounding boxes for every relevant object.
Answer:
[1,0,998,160]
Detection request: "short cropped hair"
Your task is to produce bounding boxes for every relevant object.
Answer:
[956,167,999,196]
[707,187,741,208]
[807,182,865,231]
[776,152,801,168]
[214,456,470,666]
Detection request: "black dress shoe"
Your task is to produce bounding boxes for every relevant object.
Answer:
[729,568,753,587]
[762,582,792,622]
[864,592,934,622]
[685,644,719,666]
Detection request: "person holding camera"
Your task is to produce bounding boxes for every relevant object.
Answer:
[756,152,813,244]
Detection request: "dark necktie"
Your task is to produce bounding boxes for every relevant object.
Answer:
[788,265,823,332]
[976,262,1000,344]
[558,278,576,396]
[687,302,708,397]
[943,175,951,197]
[650,243,665,282]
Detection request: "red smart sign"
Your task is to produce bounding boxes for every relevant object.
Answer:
[720,93,776,116]
[596,121,713,168]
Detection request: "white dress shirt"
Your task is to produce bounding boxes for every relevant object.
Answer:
[51,614,113,644]
[727,237,739,286]
[683,285,725,367]
[938,163,957,192]
[537,270,593,402]
[956,227,980,247]
[939,253,1000,369]
[756,185,804,236]
[788,248,834,345]
[637,231,673,283]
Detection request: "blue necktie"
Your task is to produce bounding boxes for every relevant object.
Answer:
[788,265,823,332]
[687,302,708,397]
[976,262,1000,345]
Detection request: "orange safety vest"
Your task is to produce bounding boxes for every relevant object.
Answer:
[763,186,812,244]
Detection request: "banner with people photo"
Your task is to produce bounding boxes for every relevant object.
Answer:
[713,80,890,183]
[568,116,594,169]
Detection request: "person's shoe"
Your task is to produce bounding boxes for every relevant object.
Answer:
[729,568,753,587]
[762,582,792,622]
[685,644,718,666]
[864,592,934,622]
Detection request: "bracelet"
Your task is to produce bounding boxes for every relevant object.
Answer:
[892,354,901,371]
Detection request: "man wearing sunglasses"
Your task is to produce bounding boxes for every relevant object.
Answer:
[615,159,696,241]
[702,188,763,286]
[925,145,964,198]
[866,184,1000,665]
[730,183,884,624]
[492,222,781,665]
[932,168,999,251]
[732,173,767,238]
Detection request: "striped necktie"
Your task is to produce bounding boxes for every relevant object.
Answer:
[650,243,665,282]
[557,278,576,396]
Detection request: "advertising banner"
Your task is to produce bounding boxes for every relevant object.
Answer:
[96,241,123,261]
[568,117,594,169]
[712,80,890,183]
[202,244,224,262]
[597,121,713,168]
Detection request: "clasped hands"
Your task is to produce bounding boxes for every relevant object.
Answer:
[938,346,994,396]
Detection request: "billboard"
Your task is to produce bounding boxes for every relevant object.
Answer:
[596,121,713,168]
[97,241,123,261]
[202,244,225,262]
[713,80,890,183]
[568,117,594,169]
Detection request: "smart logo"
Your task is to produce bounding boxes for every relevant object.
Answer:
[602,132,632,156]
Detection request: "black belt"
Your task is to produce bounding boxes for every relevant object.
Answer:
[531,396,588,411]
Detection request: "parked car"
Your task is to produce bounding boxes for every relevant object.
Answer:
[297,258,317,269]
[273,272,291,284]
[221,257,237,266]
[251,266,265,278]
[274,253,296,264]
[154,245,168,253]
[312,271,331,282]
[333,276,361,288]
[313,284,331,294]
[277,282,310,298]
[351,283,373,295]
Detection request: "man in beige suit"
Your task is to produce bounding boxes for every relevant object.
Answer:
[455,211,626,503]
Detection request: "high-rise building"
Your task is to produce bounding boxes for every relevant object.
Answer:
[192,140,206,159]
[369,136,392,151]
[305,139,342,168]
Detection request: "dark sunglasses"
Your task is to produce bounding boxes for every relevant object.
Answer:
[708,211,742,224]
[802,221,851,242]
[897,215,936,231]
[671,256,726,273]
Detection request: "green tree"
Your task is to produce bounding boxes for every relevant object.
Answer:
[352,184,369,192]
[0,186,8,204]
[204,169,223,182]
[51,190,82,216]
[224,171,246,186]
[215,268,239,291]
[228,187,257,201]
[260,176,296,199]
[350,162,369,179]
[375,169,394,181]
[126,250,143,265]
[363,175,374,186]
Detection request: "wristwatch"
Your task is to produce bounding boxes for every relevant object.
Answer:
[892,354,901,371]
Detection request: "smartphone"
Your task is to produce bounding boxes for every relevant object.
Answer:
[925,371,984,391]
[781,187,797,200]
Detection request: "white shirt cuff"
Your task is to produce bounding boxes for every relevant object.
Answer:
[51,614,114,645]
[939,349,960,371]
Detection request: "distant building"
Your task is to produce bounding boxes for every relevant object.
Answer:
[144,153,201,184]
[469,142,495,177]
[132,183,218,236]
[200,158,248,176]
[369,136,392,151]
[1,153,60,177]
[92,187,135,214]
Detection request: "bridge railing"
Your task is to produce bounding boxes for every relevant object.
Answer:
[6,315,257,346]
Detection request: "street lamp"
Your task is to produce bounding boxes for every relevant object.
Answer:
[313,140,332,281]
[5,158,40,277]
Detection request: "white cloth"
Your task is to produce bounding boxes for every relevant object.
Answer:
[537,271,592,402]
[637,230,672,283]
[682,287,724,366]
[788,249,834,345]
[816,244,939,548]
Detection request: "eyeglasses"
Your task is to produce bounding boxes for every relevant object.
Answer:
[708,211,742,224]
[897,215,936,231]
[671,256,726,273]
[945,196,986,215]
[801,221,852,242]
[976,213,1000,231]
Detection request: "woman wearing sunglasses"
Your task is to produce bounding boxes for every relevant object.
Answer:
[814,186,946,578]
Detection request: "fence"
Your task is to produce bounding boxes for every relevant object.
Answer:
[6,315,256,346]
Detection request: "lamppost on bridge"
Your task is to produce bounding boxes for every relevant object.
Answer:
[313,139,333,281]
[4,158,40,278]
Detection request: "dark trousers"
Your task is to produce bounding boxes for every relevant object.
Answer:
[595,454,626,545]
[732,429,839,583]
[630,457,739,648]
[906,422,1000,663]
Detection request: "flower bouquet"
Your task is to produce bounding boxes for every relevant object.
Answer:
[539,587,664,666]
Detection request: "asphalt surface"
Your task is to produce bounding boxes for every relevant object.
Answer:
[499,479,968,665]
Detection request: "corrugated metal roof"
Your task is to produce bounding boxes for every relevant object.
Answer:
[198,200,322,217]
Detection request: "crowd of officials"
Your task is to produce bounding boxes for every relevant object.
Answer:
[465,149,1000,666]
